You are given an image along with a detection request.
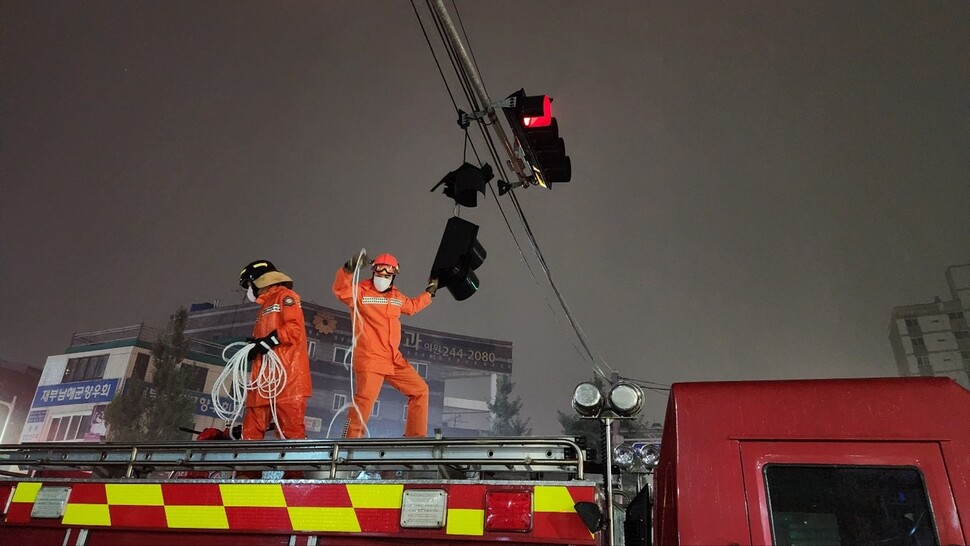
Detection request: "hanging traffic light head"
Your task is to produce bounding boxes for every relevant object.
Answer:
[430,216,486,301]
[503,89,572,188]
[430,162,493,207]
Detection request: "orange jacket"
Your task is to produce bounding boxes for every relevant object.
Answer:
[332,267,431,375]
[248,285,312,407]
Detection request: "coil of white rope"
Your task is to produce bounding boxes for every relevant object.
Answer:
[212,341,288,439]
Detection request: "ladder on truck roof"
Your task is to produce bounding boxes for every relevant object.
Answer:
[0,436,587,480]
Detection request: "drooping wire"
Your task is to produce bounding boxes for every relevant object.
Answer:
[410,0,460,115]
[412,1,628,385]
[417,0,612,382]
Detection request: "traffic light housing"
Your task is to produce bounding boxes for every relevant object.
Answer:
[430,162,493,207]
[431,216,486,301]
[502,89,571,188]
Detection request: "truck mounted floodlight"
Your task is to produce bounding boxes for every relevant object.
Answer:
[607,382,644,417]
[613,445,636,470]
[636,443,660,470]
[572,382,603,417]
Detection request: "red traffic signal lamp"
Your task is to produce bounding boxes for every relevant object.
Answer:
[502,89,571,187]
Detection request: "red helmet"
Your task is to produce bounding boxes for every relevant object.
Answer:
[371,253,400,275]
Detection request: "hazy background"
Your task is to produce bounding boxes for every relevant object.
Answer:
[2,1,968,433]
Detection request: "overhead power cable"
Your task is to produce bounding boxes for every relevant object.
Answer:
[411,0,637,384]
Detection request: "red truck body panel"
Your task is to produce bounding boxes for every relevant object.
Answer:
[0,436,600,545]
[0,479,598,545]
[654,377,970,545]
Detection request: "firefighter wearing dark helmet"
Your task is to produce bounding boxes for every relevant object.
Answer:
[332,252,438,437]
[238,260,312,440]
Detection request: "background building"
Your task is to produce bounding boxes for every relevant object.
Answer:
[889,263,970,388]
[183,301,512,438]
[18,301,512,443]
[19,324,228,443]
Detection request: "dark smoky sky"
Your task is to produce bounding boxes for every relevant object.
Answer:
[2,1,969,433]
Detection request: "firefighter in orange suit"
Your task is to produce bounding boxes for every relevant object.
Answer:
[332,252,438,437]
[239,260,312,440]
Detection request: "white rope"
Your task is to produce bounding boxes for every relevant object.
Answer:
[212,340,288,439]
[326,248,371,439]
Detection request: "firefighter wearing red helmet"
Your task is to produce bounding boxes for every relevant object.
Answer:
[332,252,439,437]
[238,259,312,440]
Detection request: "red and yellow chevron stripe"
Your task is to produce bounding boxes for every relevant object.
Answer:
[1,481,597,544]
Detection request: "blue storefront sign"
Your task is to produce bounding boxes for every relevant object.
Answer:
[32,378,120,408]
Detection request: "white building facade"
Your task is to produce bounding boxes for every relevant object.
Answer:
[20,325,229,443]
[20,301,514,443]
[889,264,970,389]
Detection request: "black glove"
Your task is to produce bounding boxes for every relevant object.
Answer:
[250,330,280,355]
[344,253,369,272]
[426,278,439,297]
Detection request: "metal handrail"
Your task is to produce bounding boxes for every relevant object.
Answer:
[0,436,586,480]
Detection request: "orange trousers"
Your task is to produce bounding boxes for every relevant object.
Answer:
[344,367,429,438]
[242,397,308,440]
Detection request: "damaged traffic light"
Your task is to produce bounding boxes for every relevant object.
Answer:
[431,216,486,301]
[503,89,571,188]
[430,162,493,207]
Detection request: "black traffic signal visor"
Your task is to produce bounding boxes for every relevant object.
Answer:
[430,163,493,208]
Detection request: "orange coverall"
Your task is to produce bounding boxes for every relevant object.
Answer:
[242,284,312,440]
[332,267,432,437]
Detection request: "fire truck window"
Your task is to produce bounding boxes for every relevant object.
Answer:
[764,464,939,546]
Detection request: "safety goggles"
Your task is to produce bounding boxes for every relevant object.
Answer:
[373,265,398,276]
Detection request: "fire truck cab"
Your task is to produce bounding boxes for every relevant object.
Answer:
[650,377,970,545]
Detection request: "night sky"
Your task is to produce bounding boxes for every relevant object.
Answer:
[2,1,968,433]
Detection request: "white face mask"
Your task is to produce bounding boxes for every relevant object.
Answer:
[373,276,392,292]
[246,285,257,302]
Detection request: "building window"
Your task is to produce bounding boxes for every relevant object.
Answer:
[402,405,409,421]
[371,400,381,418]
[333,393,347,411]
[45,413,93,442]
[308,340,317,359]
[764,465,937,545]
[904,318,919,330]
[412,361,429,378]
[916,356,931,376]
[63,354,109,383]
[132,353,150,381]
[954,331,969,340]
[911,337,925,347]
[949,311,965,321]
[333,346,353,367]
[182,364,208,391]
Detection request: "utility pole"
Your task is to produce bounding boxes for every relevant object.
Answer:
[0,395,17,444]
[429,0,531,186]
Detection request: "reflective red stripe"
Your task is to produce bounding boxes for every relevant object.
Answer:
[109,505,167,528]
[282,484,352,507]
[161,483,222,506]
[225,506,292,531]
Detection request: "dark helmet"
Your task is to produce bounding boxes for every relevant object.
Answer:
[239,260,277,289]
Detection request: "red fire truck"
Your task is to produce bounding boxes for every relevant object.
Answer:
[647,376,970,545]
[2,376,968,545]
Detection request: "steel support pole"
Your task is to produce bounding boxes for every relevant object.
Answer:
[602,416,616,546]
[429,0,529,182]
[0,396,17,444]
